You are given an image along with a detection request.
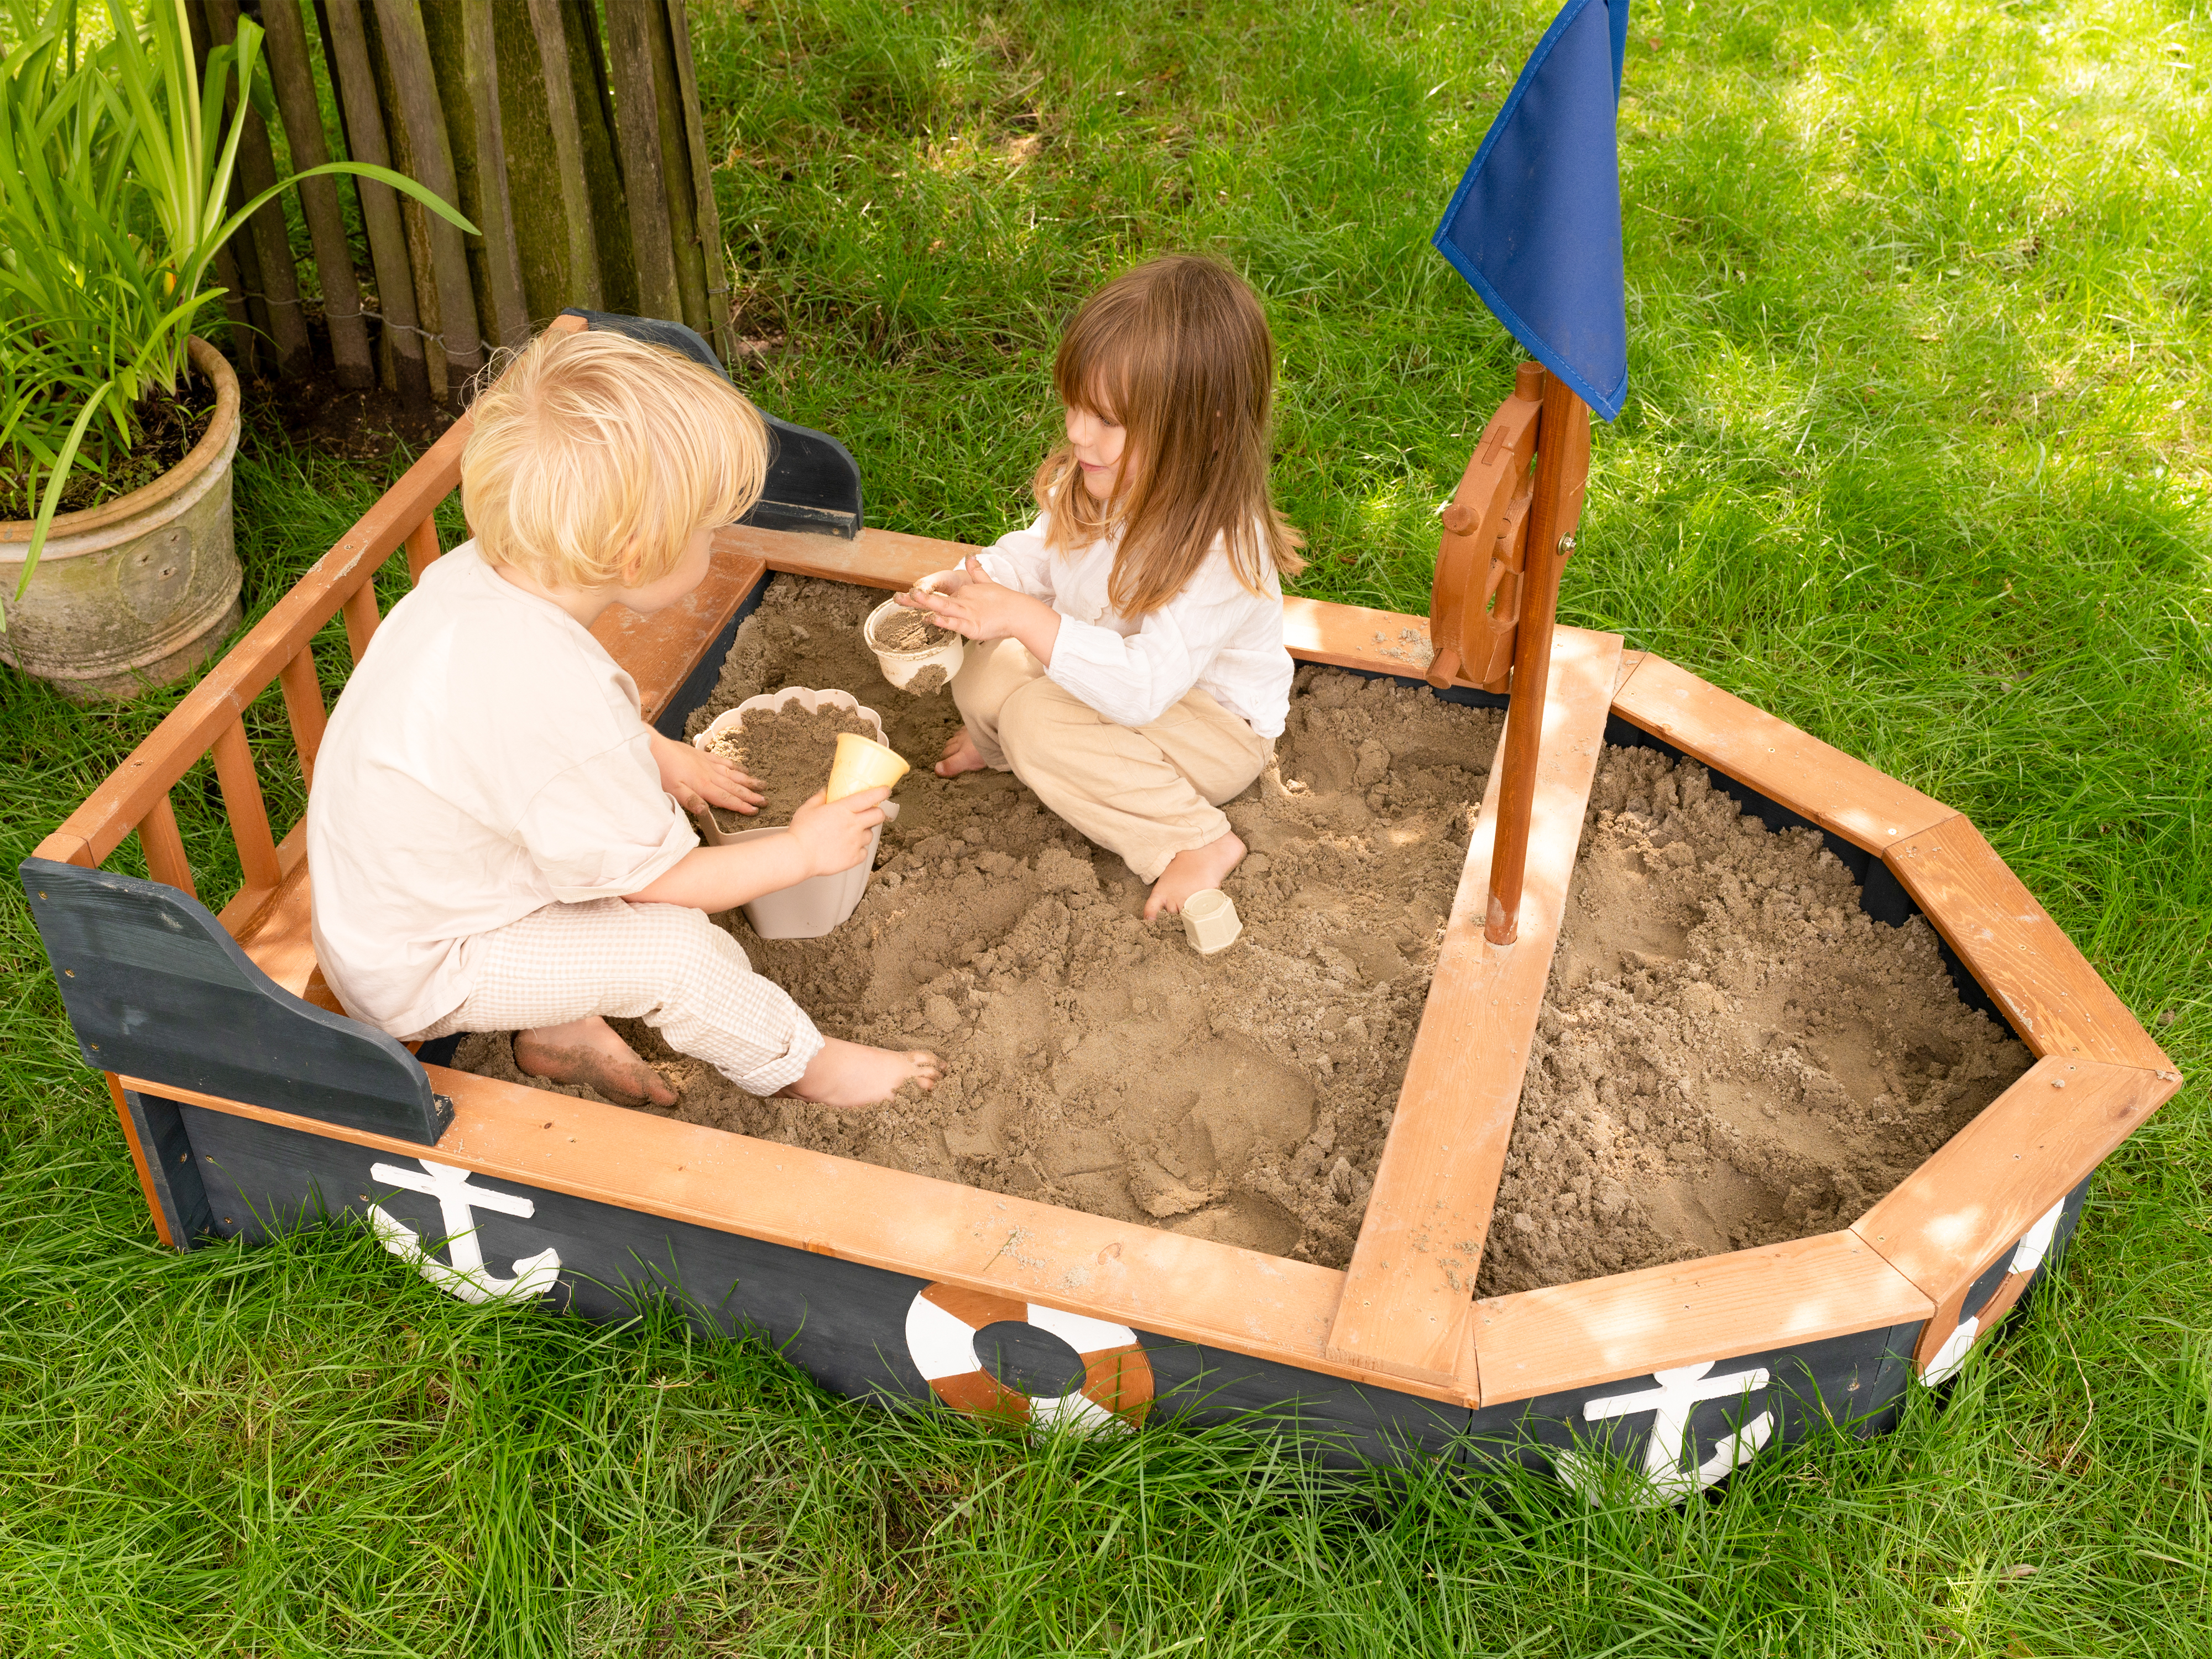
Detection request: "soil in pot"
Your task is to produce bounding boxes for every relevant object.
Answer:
[455,576,2031,1281]
[0,376,217,520]
[703,702,878,833]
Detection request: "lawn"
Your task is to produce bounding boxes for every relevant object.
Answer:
[2,0,2208,1650]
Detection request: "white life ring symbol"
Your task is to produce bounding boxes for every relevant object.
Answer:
[904,1284,1153,1432]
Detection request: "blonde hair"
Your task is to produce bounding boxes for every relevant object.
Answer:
[461,328,768,589]
[1034,254,1304,618]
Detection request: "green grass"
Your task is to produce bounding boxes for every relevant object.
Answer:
[4,0,2210,1649]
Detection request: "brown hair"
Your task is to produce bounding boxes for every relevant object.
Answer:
[1034,254,1303,616]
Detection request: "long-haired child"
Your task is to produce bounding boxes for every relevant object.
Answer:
[895,254,1303,919]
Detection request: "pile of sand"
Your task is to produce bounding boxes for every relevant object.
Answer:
[455,575,2031,1287]
[1475,749,2031,1294]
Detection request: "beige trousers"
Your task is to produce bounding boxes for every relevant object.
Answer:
[412,898,824,1095]
[953,638,1272,881]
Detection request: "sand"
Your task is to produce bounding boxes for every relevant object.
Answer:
[1475,748,2030,1293]
[452,575,2030,1286]
[703,702,877,831]
[872,608,958,651]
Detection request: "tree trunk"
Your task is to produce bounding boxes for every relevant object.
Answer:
[201,0,316,380]
[500,0,603,321]
[422,0,531,354]
[569,0,638,316]
[319,0,432,407]
[261,0,374,387]
[603,0,684,325]
[664,0,733,362]
[371,0,486,385]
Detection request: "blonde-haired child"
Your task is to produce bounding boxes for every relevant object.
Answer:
[306,328,938,1108]
[898,254,1304,917]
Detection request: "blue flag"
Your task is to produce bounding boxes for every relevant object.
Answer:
[1434,0,1630,421]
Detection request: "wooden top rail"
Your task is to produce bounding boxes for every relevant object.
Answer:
[30,418,474,874]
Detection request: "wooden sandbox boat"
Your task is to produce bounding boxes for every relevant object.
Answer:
[22,315,2182,1490]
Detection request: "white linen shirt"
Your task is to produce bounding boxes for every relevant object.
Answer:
[305,541,696,1037]
[968,514,1292,738]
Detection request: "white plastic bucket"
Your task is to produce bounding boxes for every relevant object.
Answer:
[864,592,964,693]
[692,687,900,940]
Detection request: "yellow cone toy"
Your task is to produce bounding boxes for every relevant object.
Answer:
[825,731,910,801]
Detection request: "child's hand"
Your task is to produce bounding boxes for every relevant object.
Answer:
[651,731,765,816]
[902,556,1053,645]
[789,786,889,877]
[894,565,970,607]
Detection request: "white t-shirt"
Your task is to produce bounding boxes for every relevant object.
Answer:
[305,542,696,1037]
[969,514,1293,738]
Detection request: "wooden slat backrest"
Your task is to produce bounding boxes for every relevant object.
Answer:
[26,316,586,913]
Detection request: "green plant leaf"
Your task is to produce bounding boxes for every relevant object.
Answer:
[4,378,114,629]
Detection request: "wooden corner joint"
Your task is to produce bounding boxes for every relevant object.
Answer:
[1322,1297,1478,1394]
[1882,817,2173,1072]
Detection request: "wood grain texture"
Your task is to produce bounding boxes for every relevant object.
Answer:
[1911,1280,1978,1374]
[404,516,442,582]
[1853,1055,2178,1303]
[106,1073,175,1249]
[278,649,328,791]
[1484,376,1590,945]
[1472,1230,1933,1406]
[258,0,372,386]
[592,546,766,725]
[212,718,281,895]
[728,522,970,590]
[218,823,311,951]
[138,792,194,898]
[1426,372,1540,692]
[319,0,431,403]
[1885,816,2172,1068]
[1324,624,1623,1385]
[126,1070,1479,1406]
[1610,654,1955,854]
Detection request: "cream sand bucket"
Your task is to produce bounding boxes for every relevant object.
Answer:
[692,687,906,940]
[864,589,965,694]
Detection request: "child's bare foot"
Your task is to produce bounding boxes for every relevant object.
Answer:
[1144,830,1246,920]
[780,1037,942,1108]
[935,726,989,778]
[515,1016,677,1107]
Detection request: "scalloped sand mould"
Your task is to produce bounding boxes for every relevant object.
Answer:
[455,576,2029,1287]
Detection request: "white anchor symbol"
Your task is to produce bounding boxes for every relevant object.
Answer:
[1920,1197,2067,1386]
[366,1159,562,1306]
[1555,1360,1776,1506]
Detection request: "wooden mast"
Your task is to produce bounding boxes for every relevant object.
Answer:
[1483,370,1591,946]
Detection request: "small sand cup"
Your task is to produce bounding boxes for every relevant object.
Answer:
[1181,889,1243,956]
[826,731,910,801]
[864,586,965,695]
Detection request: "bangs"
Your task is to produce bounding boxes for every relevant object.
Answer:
[1051,294,1150,425]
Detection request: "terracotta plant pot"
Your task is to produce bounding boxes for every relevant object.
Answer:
[692,687,901,940]
[0,337,244,702]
